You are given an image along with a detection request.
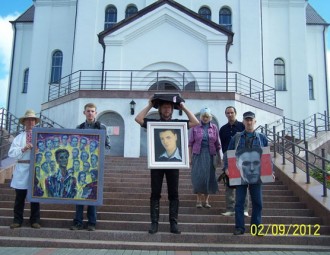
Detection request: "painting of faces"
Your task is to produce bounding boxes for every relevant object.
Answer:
[30,129,104,205]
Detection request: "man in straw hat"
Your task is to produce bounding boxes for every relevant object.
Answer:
[8,109,41,229]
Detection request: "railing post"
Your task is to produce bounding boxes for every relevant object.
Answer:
[235,73,238,92]
[298,122,301,141]
[249,79,252,98]
[262,82,265,103]
[104,71,107,90]
[273,126,276,158]
[265,124,268,137]
[209,72,211,92]
[324,110,328,131]
[281,130,285,165]
[283,116,286,131]
[303,120,306,142]
[305,142,310,184]
[314,113,317,138]
[130,71,133,91]
[276,131,280,153]
[157,72,159,90]
[291,126,297,173]
[321,149,327,197]
[182,72,185,91]
[79,71,82,90]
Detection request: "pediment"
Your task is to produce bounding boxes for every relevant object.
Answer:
[99,0,233,47]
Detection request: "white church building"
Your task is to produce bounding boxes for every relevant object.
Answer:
[6,0,329,157]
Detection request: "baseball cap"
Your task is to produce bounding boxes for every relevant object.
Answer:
[200,107,211,116]
[243,111,255,119]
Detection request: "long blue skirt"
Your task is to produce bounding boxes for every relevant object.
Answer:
[191,147,218,194]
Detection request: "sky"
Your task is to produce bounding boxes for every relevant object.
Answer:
[0,0,329,109]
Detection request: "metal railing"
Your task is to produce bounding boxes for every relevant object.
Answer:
[263,125,329,197]
[281,111,330,142]
[0,108,64,166]
[48,70,277,107]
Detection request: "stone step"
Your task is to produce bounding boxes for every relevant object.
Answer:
[0,156,329,250]
[0,227,329,250]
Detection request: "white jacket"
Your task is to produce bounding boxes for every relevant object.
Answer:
[8,132,32,189]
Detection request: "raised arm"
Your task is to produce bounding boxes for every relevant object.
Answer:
[135,99,153,126]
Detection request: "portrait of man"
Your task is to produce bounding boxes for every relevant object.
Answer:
[70,136,78,147]
[79,137,88,151]
[235,147,262,184]
[61,134,69,146]
[72,148,79,160]
[37,140,45,153]
[155,129,182,162]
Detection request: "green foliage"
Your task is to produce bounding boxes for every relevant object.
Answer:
[310,166,330,189]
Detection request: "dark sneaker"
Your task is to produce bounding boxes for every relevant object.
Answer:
[70,224,83,230]
[87,224,95,231]
[233,228,244,235]
[31,223,41,229]
[10,223,21,229]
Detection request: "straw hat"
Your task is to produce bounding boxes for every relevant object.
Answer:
[19,109,40,125]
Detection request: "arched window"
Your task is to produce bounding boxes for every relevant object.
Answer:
[50,50,63,84]
[308,75,314,100]
[219,7,232,31]
[198,7,211,20]
[274,58,286,91]
[22,68,29,93]
[125,5,138,18]
[104,5,117,29]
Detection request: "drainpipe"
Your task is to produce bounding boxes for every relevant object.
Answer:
[322,25,329,117]
[6,22,17,112]
[70,0,79,75]
[260,0,265,85]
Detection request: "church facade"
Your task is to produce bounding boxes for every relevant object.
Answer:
[6,0,329,156]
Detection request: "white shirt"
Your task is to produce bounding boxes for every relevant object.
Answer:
[8,132,31,189]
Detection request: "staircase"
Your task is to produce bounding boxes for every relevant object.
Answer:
[0,157,329,251]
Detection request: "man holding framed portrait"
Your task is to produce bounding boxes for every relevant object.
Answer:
[135,93,199,235]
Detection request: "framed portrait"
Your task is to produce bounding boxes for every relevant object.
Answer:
[27,127,105,205]
[147,122,189,169]
[227,146,273,186]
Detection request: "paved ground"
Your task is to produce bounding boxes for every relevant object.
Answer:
[0,249,330,255]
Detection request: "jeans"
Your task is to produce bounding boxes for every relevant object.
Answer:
[235,184,262,233]
[73,205,96,226]
[225,185,249,212]
[150,169,179,202]
[13,189,40,225]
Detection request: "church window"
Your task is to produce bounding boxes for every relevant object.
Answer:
[219,7,232,31]
[22,68,29,93]
[125,5,138,18]
[105,5,117,29]
[198,6,211,20]
[50,50,63,84]
[274,58,286,91]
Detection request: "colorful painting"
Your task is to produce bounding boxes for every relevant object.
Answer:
[227,146,273,186]
[27,128,105,205]
[147,122,189,169]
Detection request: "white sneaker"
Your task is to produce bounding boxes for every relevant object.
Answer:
[221,211,235,216]
[244,211,249,217]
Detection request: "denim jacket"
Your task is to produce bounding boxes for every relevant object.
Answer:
[223,130,268,169]
[188,122,221,156]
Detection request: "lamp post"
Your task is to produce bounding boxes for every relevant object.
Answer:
[130,100,136,115]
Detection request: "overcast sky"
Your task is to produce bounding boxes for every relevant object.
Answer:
[0,0,329,109]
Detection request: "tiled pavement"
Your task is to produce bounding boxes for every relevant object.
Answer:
[0,248,330,255]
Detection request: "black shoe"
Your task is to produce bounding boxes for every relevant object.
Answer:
[148,222,158,234]
[70,224,83,230]
[170,222,181,234]
[87,224,95,231]
[233,228,244,235]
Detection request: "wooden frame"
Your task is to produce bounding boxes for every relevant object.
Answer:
[147,122,189,169]
[227,146,273,186]
[27,127,105,205]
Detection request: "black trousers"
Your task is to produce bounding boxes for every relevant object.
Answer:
[150,169,179,202]
[13,189,40,225]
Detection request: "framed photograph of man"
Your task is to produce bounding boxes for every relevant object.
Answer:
[147,122,189,169]
[27,127,105,205]
[227,146,273,186]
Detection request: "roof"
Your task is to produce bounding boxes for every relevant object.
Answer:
[11,5,34,23]
[98,0,234,46]
[306,3,329,26]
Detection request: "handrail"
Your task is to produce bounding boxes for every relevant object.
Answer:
[0,108,64,166]
[264,125,329,197]
[48,69,277,107]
